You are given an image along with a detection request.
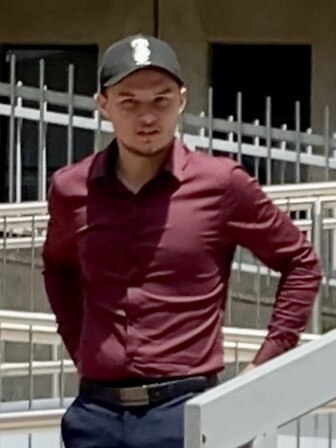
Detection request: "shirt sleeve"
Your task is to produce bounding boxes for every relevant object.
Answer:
[42,173,83,364]
[223,165,322,365]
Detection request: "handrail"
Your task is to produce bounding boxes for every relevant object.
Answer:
[185,328,336,448]
[0,315,319,377]
[0,312,318,346]
[0,408,66,433]
[0,360,75,377]
[0,330,333,437]
[0,81,335,148]
[0,310,55,326]
[1,183,336,219]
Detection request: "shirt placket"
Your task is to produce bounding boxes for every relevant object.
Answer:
[124,191,143,365]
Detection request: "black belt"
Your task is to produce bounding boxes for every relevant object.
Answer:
[80,375,217,407]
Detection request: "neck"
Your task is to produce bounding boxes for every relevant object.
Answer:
[115,140,173,194]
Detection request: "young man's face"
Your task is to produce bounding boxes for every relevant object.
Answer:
[97,68,187,157]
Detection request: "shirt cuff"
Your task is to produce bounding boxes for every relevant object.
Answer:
[253,338,295,366]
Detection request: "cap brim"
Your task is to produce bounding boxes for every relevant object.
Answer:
[102,64,184,89]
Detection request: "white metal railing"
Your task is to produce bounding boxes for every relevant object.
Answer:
[0,328,333,444]
[0,313,319,409]
[0,311,332,447]
[185,327,336,448]
[0,314,318,379]
[2,185,336,333]
[0,408,66,433]
[2,71,336,203]
[0,310,55,327]
[0,179,335,218]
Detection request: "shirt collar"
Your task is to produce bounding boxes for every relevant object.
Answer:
[88,138,188,183]
[162,138,188,182]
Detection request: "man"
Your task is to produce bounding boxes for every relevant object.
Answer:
[43,34,322,448]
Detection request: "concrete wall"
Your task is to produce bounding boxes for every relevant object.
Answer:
[1,0,336,130]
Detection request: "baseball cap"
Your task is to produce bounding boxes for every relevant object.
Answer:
[99,34,184,89]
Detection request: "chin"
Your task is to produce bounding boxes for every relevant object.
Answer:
[136,138,169,152]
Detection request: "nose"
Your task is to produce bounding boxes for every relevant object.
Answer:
[140,112,157,126]
[138,103,158,126]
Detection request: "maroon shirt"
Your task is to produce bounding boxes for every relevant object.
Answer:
[42,139,322,380]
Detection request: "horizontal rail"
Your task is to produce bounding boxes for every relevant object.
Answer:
[1,183,336,218]
[183,134,336,169]
[0,408,65,433]
[0,82,95,111]
[0,344,255,378]
[0,202,47,216]
[0,310,55,327]
[0,236,45,249]
[0,103,112,133]
[0,81,336,149]
[0,312,318,346]
[183,113,336,149]
[0,318,319,378]
[0,322,59,345]
[0,360,75,377]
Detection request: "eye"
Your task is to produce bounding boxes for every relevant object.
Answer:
[121,99,135,107]
[155,96,170,105]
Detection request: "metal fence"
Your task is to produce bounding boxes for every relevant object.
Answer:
[0,316,332,448]
[0,314,318,405]
[1,182,336,336]
[2,58,336,203]
[1,63,336,447]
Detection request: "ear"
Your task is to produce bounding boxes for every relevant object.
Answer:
[96,92,110,120]
[179,86,187,114]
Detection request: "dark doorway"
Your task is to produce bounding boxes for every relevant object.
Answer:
[210,44,311,183]
[0,44,98,201]
[211,44,311,129]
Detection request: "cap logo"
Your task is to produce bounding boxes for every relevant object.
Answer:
[130,38,151,66]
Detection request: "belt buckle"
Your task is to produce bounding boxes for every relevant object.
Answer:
[120,386,150,406]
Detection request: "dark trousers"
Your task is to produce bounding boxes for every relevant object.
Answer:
[62,391,253,448]
[61,391,192,448]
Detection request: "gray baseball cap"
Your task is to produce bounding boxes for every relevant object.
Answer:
[99,34,184,89]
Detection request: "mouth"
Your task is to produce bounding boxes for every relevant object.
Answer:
[137,130,160,138]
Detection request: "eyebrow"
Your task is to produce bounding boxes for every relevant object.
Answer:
[117,87,175,98]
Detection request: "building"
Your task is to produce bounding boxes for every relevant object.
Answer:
[1,0,336,196]
[0,0,335,124]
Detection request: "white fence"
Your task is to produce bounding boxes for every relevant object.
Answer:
[185,327,336,448]
[0,314,333,448]
[1,182,336,333]
[2,66,336,203]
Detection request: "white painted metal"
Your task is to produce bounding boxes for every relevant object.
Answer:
[0,310,55,327]
[0,315,318,376]
[0,408,65,433]
[184,328,336,448]
[0,360,75,377]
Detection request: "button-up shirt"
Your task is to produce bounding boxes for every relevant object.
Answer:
[42,139,322,380]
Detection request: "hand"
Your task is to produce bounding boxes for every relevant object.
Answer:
[240,363,256,375]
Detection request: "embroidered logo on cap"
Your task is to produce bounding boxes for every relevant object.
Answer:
[130,38,151,66]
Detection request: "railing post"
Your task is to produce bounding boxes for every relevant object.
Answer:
[208,87,214,156]
[38,60,47,202]
[51,343,59,399]
[312,199,322,334]
[8,54,17,203]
